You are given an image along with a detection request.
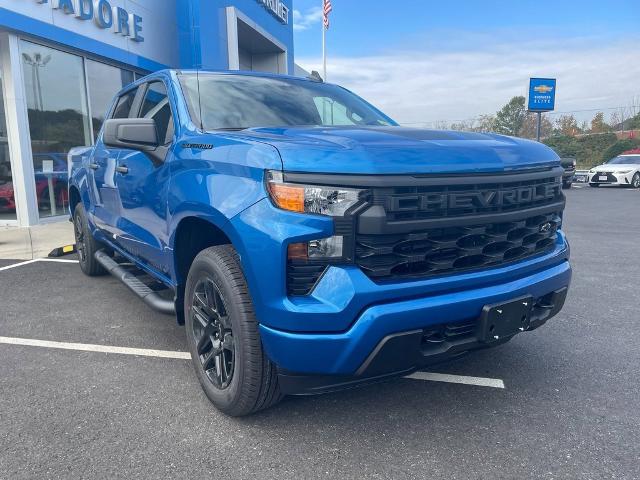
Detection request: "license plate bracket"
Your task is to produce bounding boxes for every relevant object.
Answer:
[478,296,533,343]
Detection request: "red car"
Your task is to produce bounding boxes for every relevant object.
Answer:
[0,154,68,215]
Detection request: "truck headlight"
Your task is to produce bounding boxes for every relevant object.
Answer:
[616,170,632,174]
[266,170,362,216]
[288,236,344,261]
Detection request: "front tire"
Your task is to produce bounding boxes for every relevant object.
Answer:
[73,203,108,276]
[631,173,640,189]
[184,245,282,416]
[562,180,572,189]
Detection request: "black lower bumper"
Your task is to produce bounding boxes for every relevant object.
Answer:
[278,287,568,395]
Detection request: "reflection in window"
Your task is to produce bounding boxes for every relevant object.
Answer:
[21,40,91,218]
[0,68,16,221]
[140,82,173,144]
[86,60,134,140]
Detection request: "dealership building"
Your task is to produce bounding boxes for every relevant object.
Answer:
[0,0,294,228]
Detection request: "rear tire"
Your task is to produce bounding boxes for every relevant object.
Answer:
[73,203,108,276]
[184,245,282,416]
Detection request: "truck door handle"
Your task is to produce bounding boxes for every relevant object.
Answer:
[115,166,129,174]
[89,163,99,170]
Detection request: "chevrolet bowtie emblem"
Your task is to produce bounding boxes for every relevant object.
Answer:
[534,85,554,94]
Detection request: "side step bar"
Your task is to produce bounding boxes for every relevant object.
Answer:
[94,250,176,316]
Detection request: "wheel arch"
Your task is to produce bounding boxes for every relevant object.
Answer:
[171,214,239,324]
[69,185,81,215]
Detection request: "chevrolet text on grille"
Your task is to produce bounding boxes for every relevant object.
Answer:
[387,183,561,212]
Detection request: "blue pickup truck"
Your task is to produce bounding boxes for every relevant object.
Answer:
[69,70,571,416]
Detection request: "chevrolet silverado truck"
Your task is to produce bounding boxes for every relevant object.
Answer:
[68,70,571,416]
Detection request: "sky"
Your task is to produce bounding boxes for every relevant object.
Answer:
[293,0,640,127]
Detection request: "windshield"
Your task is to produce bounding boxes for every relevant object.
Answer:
[607,155,640,165]
[178,73,396,131]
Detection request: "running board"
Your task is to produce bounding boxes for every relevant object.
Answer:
[94,250,176,316]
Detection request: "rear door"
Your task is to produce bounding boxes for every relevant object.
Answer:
[111,80,176,276]
[90,86,142,233]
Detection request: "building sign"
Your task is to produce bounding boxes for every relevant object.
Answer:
[33,0,144,42]
[256,0,289,24]
[528,78,556,112]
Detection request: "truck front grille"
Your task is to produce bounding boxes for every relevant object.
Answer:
[284,167,566,294]
[354,168,565,282]
[356,211,561,280]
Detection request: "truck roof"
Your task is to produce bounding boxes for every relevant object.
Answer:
[150,68,322,85]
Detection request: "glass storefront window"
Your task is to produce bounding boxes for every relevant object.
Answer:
[21,40,92,219]
[86,60,134,141]
[0,67,16,221]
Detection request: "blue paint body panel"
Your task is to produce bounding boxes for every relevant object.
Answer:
[69,70,572,378]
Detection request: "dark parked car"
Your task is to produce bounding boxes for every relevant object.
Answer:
[560,157,576,189]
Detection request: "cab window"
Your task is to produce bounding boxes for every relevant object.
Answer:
[140,82,174,145]
[112,88,138,119]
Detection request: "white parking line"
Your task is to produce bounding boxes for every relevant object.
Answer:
[39,258,80,264]
[406,372,505,389]
[0,257,79,271]
[0,336,505,389]
[0,259,39,271]
[0,336,191,360]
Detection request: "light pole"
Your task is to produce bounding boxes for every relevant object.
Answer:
[21,52,51,111]
[22,52,57,215]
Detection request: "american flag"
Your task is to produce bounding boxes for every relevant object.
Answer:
[323,0,333,29]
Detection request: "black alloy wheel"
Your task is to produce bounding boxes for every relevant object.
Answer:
[72,203,107,276]
[184,245,282,416]
[191,278,235,389]
[74,211,87,264]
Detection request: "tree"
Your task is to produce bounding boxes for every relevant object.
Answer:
[474,114,496,132]
[493,96,527,136]
[627,111,640,130]
[520,113,553,140]
[555,114,580,136]
[449,120,475,131]
[432,120,449,130]
[590,112,610,133]
[601,139,639,162]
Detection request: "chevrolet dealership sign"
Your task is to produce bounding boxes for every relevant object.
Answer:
[528,78,556,112]
[256,0,289,24]
[33,0,144,42]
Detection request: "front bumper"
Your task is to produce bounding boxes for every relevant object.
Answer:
[229,197,571,392]
[259,259,571,383]
[277,286,568,395]
[589,171,635,185]
[562,169,575,181]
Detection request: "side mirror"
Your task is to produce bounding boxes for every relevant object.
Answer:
[103,118,158,150]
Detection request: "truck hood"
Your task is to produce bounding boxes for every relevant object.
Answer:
[231,126,559,175]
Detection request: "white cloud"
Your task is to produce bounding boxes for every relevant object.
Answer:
[293,6,323,32]
[297,36,640,126]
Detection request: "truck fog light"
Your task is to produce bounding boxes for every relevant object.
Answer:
[309,236,343,259]
[288,236,344,260]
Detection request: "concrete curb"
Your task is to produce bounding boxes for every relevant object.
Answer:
[0,222,74,260]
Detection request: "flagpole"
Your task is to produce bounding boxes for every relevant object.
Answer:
[322,7,326,81]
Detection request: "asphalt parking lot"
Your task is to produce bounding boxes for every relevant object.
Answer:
[1,185,639,479]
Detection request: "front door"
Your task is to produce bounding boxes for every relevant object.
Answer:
[111,81,175,277]
[90,86,140,234]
